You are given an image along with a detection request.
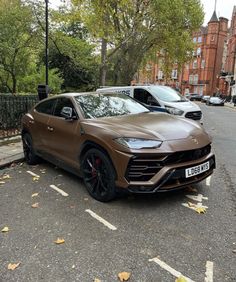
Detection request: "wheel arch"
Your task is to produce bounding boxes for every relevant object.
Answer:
[79,140,117,179]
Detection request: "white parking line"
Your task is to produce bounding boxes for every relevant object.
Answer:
[205,261,214,282]
[206,176,212,186]
[27,171,40,178]
[49,184,68,197]
[85,209,117,231]
[149,257,195,282]
[186,194,208,202]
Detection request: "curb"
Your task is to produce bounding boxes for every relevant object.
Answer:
[0,153,24,169]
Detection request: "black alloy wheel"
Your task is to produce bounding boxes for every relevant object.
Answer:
[81,148,117,202]
[22,133,40,165]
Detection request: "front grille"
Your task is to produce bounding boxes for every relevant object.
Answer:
[185,111,202,120]
[126,157,164,181]
[125,145,211,182]
[163,144,211,165]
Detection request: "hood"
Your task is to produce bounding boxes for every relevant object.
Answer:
[164,100,201,111]
[82,112,208,142]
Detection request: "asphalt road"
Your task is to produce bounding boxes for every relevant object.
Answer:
[0,104,235,282]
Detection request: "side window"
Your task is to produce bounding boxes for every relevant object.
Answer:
[53,97,77,118]
[133,89,160,106]
[35,99,55,115]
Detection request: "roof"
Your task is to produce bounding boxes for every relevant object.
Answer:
[200,26,208,34]
[209,11,218,23]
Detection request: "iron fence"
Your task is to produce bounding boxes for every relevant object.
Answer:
[0,94,38,139]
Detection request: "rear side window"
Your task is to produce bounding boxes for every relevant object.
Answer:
[35,99,55,115]
[53,97,77,117]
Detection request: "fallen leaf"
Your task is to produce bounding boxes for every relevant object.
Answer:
[72,265,75,269]
[0,181,5,185]
[232,249,236,253]
[118,272,131,281]
[31,202,39,208]
[8,262,20,270]
[195,206,206,214]
[84,198,88,201]
[31,193,39,197]
[1,226,9,232]
[188,202,196,208]
[176,276,188,282]
[94,279,101,282]
[33,176,40,181]
[2,174,11,179]
[54,238,65,244]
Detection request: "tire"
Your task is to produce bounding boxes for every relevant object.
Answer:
[81,148,117,202]
[22,133,40,165]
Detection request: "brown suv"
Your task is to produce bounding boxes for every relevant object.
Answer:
[21,92,215,201]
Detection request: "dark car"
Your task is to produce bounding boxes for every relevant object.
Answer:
[188,93,203,101]
[206,97,224,106]
[21,92,215,202]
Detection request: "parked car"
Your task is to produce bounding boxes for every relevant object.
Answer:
[188,93,203,101]
[201,95,211,103]
[96,86,203,122]
[206,97,224,106]
[22,92,215,202]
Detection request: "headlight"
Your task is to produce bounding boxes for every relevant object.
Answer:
[114,138,162,149]
[165,106,184,115]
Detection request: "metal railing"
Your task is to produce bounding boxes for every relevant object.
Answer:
[0,94,38,139]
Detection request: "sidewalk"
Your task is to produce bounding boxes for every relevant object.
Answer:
[0,137,24,169]
[225,102,236,110]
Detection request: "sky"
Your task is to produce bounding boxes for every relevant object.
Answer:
[49,0,236,26]
[201,0,235,25]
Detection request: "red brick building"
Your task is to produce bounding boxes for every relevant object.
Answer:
[134,10,229,97]
[219,6,236,97]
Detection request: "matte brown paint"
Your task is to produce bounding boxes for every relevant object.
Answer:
[22,92,215,192]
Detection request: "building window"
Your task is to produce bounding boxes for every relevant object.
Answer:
[158,70,163,79]
[201,60,205,69]
[193,60,198,69]
[171,69,178,79]
[196,47,201,56]
[193,37,197,43]
[211,35,215,41]
[198,36,202,43]
[193,74,198,84]
[189,75,193,84]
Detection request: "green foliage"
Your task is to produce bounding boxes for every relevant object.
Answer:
[18,66,63,94]
[72,0,204,84]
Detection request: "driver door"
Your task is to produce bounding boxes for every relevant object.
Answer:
[46,97,81,168]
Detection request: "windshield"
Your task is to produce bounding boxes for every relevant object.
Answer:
[75,93,149,119]
[149,86,187,102]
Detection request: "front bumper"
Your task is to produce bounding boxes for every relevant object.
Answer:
[127,155,215,193]
[113,147,215,193]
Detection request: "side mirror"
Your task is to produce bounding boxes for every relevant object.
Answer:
[61,107,75,120]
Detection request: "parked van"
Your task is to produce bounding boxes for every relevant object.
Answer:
[96,85,202,122]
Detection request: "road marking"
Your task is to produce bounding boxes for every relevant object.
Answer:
[205,261,214,282]
[149,257,195,282]
[49,184,68,197]
[206,176,212,186]
[85,209,117,231]
[27,171,40,178]
[186,194,208,202]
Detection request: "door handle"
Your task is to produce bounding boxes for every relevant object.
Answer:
[47,126,54,132]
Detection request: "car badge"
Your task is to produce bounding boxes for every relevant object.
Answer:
[190,136,199,144]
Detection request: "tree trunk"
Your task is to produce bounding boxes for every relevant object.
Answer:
[12,74,17,94]
[100,38,107,87]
